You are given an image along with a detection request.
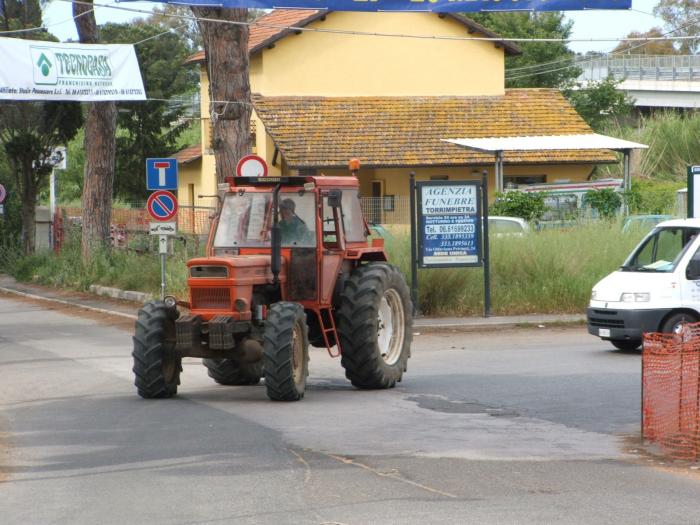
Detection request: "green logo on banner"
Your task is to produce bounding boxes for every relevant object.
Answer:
[36,53,52,77]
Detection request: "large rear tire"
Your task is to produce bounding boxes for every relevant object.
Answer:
[263,302,309,401]
[132,301,181,398]
[203,358,262,385]
[336,263,413,389]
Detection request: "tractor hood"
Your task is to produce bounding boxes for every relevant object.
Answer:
[187,256,286,285]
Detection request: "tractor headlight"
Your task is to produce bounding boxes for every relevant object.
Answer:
[163,295,177,308]
[620,292,650,303]
[591,290,598,301]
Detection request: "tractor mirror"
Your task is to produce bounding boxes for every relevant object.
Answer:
[328,189,342,208]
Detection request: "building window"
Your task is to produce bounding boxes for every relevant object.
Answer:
[504,175,546,188]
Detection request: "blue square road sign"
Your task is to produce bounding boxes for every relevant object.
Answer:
[146,158,178,190]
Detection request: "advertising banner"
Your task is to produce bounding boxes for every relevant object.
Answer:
[156,0,630,12]
[0,37,146,101]
[417,181,482,268]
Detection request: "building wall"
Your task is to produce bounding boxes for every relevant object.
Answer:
[249,12,505,97]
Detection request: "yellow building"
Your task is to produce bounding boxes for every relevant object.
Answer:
[175,9,615,222]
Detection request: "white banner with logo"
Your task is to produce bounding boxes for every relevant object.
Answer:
[0,37,146,101]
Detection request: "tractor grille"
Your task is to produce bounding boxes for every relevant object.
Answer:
[191,287,231,310]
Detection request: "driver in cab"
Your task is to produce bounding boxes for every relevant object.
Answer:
[279,198,310,245]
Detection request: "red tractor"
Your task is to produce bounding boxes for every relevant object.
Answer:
[132,169,412,401]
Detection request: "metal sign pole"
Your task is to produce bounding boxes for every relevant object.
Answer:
[482,170,492,317]
[159,235,167,300]
[409,171,419,317]
[49,169,56,248]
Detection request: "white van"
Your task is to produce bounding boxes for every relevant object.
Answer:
[587,218,700,351]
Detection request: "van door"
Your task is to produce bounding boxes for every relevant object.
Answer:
[680,240,700,312]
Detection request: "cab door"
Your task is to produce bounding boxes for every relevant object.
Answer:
[319,190,345,305]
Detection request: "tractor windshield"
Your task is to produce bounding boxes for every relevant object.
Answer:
[214,190,317,249]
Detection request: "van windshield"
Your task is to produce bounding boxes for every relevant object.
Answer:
[622,227,700,273]
[213,191,317,248]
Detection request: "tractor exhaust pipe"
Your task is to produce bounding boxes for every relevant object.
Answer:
[271,183,282,285]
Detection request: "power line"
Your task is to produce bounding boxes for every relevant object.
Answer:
[0,6,95,35]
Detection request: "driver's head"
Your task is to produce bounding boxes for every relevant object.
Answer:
[280,198,295,220]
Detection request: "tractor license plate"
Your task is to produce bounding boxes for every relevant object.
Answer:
[598,328,611,337]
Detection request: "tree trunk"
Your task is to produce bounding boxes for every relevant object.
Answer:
[81,102,117,256]
[192,7,251,182]
[73,0,117,260]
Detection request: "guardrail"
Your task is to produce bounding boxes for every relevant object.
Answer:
[578,54,700,83]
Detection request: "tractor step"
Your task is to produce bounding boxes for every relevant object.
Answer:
[318,307,341,357]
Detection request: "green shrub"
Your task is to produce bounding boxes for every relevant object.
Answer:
[584,189,622,220]
[490,191,546,222]
[624,179,680,215]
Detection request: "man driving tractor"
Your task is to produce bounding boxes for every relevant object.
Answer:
[279,198,310,245]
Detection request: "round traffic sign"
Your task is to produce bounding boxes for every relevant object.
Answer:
[236,154,268,177]
[147,190,178,222]
[0,184,6,204]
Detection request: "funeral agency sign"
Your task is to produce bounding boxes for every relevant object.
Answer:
[417,181,482,268]
[0,37,145,101]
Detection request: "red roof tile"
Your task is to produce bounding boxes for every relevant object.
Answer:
[186,9,325,64]
[172,144,202,164]
[252,90,617,168]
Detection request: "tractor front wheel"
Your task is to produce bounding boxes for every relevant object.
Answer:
[337,263,413,389]
[263,302,309,401]
[132,301,181,398]
[203,358,262,385]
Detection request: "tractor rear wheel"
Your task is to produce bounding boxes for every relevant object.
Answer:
[132,301,181,398]
[203,358,262,385]
[337,263,412,389]
[263,302,309,401]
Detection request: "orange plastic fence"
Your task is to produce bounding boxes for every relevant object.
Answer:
[643,325,700,461]
[60,206,214,236]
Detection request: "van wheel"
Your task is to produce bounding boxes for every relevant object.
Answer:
[611,339,640,351]
[662,312,698,334]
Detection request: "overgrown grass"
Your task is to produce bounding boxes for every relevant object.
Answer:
[385,221,645,316]
[6,232,203,297]
[3,222,645,316]
[601,112,700,181]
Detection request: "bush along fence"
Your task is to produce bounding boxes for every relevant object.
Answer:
[643,325,700,462]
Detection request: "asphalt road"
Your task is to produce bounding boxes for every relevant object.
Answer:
[1,293,699,525]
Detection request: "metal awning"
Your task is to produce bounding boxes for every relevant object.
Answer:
[443,133,648,154]
[442,133,649,199]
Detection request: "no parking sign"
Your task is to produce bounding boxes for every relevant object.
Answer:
[147,190,178,222]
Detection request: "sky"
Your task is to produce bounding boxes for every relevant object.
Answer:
[42,0,668,55]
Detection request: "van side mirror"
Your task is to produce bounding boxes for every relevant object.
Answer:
[328,189,342,208]
[686,259,700,280]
